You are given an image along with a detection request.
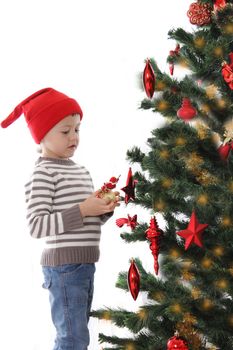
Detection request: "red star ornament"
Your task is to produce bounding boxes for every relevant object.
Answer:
[121,167,137,204]
[176,211,208,250]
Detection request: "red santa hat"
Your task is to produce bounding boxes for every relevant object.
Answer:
[1,87,83,144]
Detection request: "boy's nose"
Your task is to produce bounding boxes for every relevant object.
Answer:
[69,132,78,142]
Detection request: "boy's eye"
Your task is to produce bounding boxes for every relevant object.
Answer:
[62,130,69,135]
[75,129,80,133]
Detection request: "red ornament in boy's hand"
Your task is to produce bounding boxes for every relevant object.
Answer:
[96,176,120,203]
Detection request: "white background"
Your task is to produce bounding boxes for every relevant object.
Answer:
[0,1,191,349]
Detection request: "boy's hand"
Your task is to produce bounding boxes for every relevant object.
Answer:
[79,191,120,218]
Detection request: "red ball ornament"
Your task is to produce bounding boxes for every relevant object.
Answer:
[177,98,197,121]
[128,259,140,300]
[187,1,212,26]
[167,335,189,350]
[143,59,155,98]
[214,0,226,11]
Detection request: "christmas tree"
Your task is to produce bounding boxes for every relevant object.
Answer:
[92,1,233,349]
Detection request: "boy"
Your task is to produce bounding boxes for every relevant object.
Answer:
[1,87,119,350]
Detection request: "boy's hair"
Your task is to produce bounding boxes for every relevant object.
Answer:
[1,87,83,144]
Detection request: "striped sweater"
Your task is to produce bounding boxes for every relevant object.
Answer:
[25,157,111,266]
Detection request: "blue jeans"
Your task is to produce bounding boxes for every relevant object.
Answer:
[42,263,95,350]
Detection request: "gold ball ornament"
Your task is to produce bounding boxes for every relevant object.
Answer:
[159,149,170,159]
[194,36,206,49]
[191,287,201,300]
[215,278,228,290]
[197,193,209,206]
[102,311,111,320]
[212,246,224,257]
[162,177,173,188]
[153,199,166,211]
[221,215,232,227]
[201,257,213,269]
[223,23,233,34]
[152,291,165,302]
[228,315,233,327]
[155,80,166,91]
[213,46,223,58]
[182,270,194,281]
[228,180,233,192]
[170,303,182,314]
[201,298,214,311]
[137,309,148,320]
[175,136,187,146]
[157,100,170,111]
[98,190,117,203]
[169,248,181,259]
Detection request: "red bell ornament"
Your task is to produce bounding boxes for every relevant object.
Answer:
[143,59,155,98]
[177,98,197,121]
[128,259,140,300]
[167,335,189,350]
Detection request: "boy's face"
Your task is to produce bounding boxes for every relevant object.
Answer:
[40,114,81,159]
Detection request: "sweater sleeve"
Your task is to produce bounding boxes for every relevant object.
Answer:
[100,211,114,225]
[25,166,84,238]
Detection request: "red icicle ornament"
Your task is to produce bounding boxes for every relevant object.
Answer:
[143,59,155,98]
[167,334,189,350]
[169,64,174,76]
[177,98,197,121]
[168,44,180,76]
[145,216,163,275]
[128,259,140,300]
